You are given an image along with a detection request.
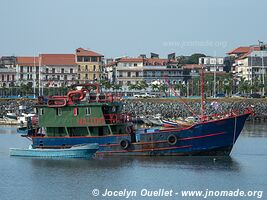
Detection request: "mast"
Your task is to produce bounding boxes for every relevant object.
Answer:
[201,65,205,120]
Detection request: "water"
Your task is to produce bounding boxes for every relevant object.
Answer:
[0,123,266,200]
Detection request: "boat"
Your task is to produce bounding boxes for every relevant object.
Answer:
[19,80,252,156]
[10,143,99,158]
[162,119,179,127]
[148,114,163,126]
[3,112,17,121]
[17,113,36,125]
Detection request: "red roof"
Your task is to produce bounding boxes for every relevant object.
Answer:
[105,61,117,67]
[227,46,260,55]
[145,58,168,66]
[118,57,144,63]
[40,54,76,66]
[183,64,203,69]
[17,57,39,66]
[76,48,103,57]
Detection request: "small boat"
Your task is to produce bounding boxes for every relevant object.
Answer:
[10,143,99,158]
[3,112,17,121]
[148,117,163,126]
[140,115,152,125]
[17,113,36,125]
[162,119,179,127]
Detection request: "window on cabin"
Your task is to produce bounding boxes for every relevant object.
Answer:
[74,108,79,116]
[56,108,62,116]
[40,108,44,116]
[86,107,91,115]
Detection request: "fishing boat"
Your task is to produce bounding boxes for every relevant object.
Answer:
[20,78,252,156]
[10,143,99,158]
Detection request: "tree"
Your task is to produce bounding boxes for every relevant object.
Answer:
[138,80,148,91]
[128,84,137,91]
[238,77,250,94]
[151,84,159,91]
[187,53,206,64]
[159,84,168,96]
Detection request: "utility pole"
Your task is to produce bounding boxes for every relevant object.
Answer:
[259,41,265,95]
[213,52,217,97]
[250,47,254,94]
[213,63,216,97]
[38,54,41,96]
[33,54,36,98]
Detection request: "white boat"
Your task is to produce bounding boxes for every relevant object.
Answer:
[3,112,17,121]
[17,113,36,125]
[162,119,179,127]
[10,143,99,158]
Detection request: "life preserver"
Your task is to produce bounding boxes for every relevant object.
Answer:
[167,134,178,146]
[120,139,130,150]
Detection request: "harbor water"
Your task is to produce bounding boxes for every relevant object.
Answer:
[0,122,266,200]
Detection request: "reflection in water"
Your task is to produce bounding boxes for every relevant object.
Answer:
[0,126,17,134]
[242,122,267,137]
[27,156,240,173]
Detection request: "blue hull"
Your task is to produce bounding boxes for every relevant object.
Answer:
[31,113,250,156]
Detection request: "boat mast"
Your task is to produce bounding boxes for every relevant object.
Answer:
[201,65,205,120]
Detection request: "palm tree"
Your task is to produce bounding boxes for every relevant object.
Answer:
[128,83,137,91]
[238,77,250,94]
[139,80,148,91]
[151,84,159,92]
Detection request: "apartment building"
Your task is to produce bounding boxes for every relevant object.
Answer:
[40,54,77,87]
[75,48,104,83]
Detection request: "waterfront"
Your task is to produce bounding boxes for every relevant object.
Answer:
[0,122,266,200]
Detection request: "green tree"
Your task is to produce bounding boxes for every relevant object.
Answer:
[187,53,206,64]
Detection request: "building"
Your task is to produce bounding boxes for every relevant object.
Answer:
[40,54,77,87]
[105,59,117,84]
[198,56,225,72]
[0,56,16,68]
[75,48,104,83]
[115,57,144,88]
[0,67,16,87]
[143,58,183,84]
[235,50,267,81]
[227,46,260,58]
[16,57,39,87]
[112,54,184,89]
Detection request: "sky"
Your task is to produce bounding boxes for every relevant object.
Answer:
[1,0,267,58]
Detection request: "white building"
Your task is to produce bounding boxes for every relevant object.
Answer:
[236,50,267,81]
[199,56,225,72]
[16,57,40,86]
[40,54,78,87]
[115,57,144,89]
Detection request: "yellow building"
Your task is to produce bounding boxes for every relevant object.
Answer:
[75,48,104,82]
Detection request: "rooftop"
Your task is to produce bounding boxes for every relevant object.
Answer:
[118,57,144,63]
[17,57,40,66]
[227,46,260,55]
[76,48,104,57]
[40,54,76,66]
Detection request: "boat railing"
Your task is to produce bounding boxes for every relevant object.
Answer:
[88,93,121,103]
[103,113,132,124]
[201,107,253,121]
